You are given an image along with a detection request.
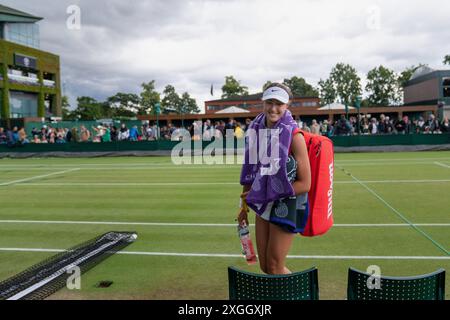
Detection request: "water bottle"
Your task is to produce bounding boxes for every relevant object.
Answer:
[237,222,257,265]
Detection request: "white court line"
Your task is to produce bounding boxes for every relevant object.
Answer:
[337,166,449,255]
[0,220,449,227]
[0,164,241,168]
[0,163,440,169]
[0,247,448,260]
[0,168,80,186]
[0,157,448,166]
[8,179,450,187]
[10,182,240,186]
[332,162,445,167]
[335,157,450,162]
[434,161,450,169]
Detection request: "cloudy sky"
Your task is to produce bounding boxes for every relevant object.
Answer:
[5,0,450,111]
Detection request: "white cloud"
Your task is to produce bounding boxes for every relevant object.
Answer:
[4,0,450,111]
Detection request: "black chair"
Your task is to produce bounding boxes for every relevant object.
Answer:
[228,266,319,300]
[347,267,446,300]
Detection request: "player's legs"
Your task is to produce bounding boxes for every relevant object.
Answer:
[255,214,270,273]
[265,223,295,274]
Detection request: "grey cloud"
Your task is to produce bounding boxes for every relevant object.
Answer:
[2,0,450,110]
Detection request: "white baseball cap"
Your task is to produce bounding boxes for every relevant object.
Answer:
[262,86,290,104]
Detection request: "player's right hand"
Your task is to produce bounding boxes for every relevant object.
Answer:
[237,209,248,226]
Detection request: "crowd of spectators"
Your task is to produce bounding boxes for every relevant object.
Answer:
[0,114,449,146]
[299,114,450,137]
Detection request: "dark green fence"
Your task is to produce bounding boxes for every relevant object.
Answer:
[332,134,450,147]
[1,134,449,154]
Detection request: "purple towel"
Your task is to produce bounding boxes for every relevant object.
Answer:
[240,110,298,215]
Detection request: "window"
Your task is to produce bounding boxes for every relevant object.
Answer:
[9,91,38,117]
[4,23,40,49]
[443,78,450,98]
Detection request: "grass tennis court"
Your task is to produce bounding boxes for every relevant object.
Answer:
[0,151,449,299]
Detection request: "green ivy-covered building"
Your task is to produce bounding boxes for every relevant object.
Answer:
[0,4,61,123]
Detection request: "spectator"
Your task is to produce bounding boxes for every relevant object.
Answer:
[216,120,225,137]
[92,125,105,142]
[11,127,19,144]
[234,122,245,139]
[55,131,66,143]
[103,125,112,142]
[40,126,48,140]
[110,125,118,141]
[32,135,41,143]
[145,124,155,141]
[335,115,351,136]
[48,130,56,143]
[225,118,236,131]
[302,122,311,133]
[320,120,330,136]
[80,125,90,142]
[416,116,426,133]
[361,117,369,135]
[425,114,440,134]
[310,119,320,135]
[385,116,394,134]
[18,127,29,144]
[0,127,7,144]
[369,118,378,135]
[70,127,79,142]
[118,123,129,141]
[296,116,303,129]
[394,115,411,134]
[441,117,450,133]
[245,118,252,131]
[377,114,387,134]
[128,125,138,141]
[31,127,40,138]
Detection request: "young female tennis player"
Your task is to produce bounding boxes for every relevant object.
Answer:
[238,82,311,275]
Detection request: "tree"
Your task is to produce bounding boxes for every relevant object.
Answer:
[72,96,103,120]
[161,85,182,113]
[365,65,400,106]
[283,76,319,97]
[443,55,450,66]
[180,92,200,114]
[140,81,161,115]
[262,81,272,91]
[318,77,336,106]
[329,63,362,105]
[221,76,248,99]
[61,95,74,120]
[107,92,140,118]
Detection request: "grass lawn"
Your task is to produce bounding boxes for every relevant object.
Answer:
[0,151,449,299]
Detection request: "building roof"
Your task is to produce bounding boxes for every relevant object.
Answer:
[410,65,436,80]
[215,106,250,114]
[405,68,450,87]
[0,4,42,22]
[205,92,318,104]
[318,103,355,110]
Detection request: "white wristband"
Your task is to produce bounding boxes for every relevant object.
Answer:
[239,197,243,209]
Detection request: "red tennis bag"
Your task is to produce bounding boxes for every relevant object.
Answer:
[299,130,334,237]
